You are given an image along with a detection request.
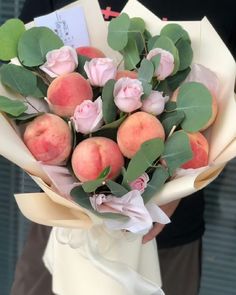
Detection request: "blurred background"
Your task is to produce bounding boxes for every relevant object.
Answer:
[0,1,236,294]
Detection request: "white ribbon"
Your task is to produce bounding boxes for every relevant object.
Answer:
[44,226,164,295]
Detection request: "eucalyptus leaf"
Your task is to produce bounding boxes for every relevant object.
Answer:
[176,39,193,71]
[82,179,105,193]
[98,166,111,179]
[32,76,48,98]
[108,13,130,51]
[126,138,164,182]
[0,64,37,96]
[121,167,132,190]
[165,101,177,111]
[161,130,193,175]
[12,112,43,122]
[142,166,169,204]
[138,59,154,83]
[161,110,185,135]
[147,35,160,51]
[129,17,146,54]
[176,82,212,132]
[123,38,140,70]
[166,67,191,91]
[106,180,129,197]
[18,27,63,67]
[142,82,152,97]
[156,80,171,96]
[151,54,161,72]
[0,96,27,116]
[0,19,25,61]
[100,115,127,130]
[77,54,90,78]
[160,24,190,44]
[102,79,117,124]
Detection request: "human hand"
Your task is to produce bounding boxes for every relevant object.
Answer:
[142,199,181,244]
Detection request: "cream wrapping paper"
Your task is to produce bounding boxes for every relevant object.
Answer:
[0,0,235,294]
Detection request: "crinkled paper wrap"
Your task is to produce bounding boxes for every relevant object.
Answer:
[0,0,236,294]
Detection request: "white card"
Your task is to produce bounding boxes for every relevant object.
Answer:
[34,6,90,48]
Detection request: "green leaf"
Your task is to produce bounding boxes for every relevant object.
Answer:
[126,138,164,182]
[142,166,169,203]
[161,130,193,175]
[130,17,145,34]
[176,82,212,132]
[161,110,185,135]
[151,54,161,72]
[147,35,160,51]
[123,39,140,70]
[160,24,190,44]
[165,101,177,111]
[32,76,48,98]
[0,19,25,61]
[82,179,105,193]
[100,115,127,130]
[152,35,180,75]
[0,64,37,96]
[102,79,117,124]
[18,27,63,67]
[77,54,90,78]
[166,67,191,92]
[176,39,193,71]
[106,180,129,197]
[138,59,154,83]
[98,166,111,179]
[108,13,130,51]
[138,59,154,97]
[121,167,132,190]
[0,96,27,116]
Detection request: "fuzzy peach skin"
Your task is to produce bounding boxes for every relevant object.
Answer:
[171,88,218,131]
[71,137,124,182]
[181,132,209,169]
[116,70,138,80]
[23,113,72,165]
[76,46,106,58]
[117,112,165,159]
[47,72,93,117]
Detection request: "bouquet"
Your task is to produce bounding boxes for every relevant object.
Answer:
[0,0,235,294]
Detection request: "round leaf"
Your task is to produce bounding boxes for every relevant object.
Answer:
[108,13,130,51]
[0,96,27,116]
[161,130,193,175]
[18,27,63,67]
[176,82,213,132]
[102,79,117,124]
[160,24,190,43]
[0,19,25,61]
[0,64,37,96]
[123,38,140,70]
[176,39,193,71]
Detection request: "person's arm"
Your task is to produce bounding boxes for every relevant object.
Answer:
[142,199,180,244]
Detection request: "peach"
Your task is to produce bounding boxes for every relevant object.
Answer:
[23,113,72,165]
[171,87,218,131]
[117,112,165,158]
[71,137,124,182]
[116,70,138,80]
[47,72,93,117]
[181,132,209,169]
[76,46,106,59]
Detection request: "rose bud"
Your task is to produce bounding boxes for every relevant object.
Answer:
[71,97,103,134]
[40,46,78,77]
[129,173,150,194]
[84,58,117,87]
[146,48,174,80]
[141,90,169,115]
[114,77,143,113]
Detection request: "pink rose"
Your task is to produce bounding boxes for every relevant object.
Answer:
[141,90,169,115]
[71,97,103,134]
[40,46,78,78]
[129,173,149,194]
[113,77,143,113]
[84,58,117,87]
[146,48,174,80]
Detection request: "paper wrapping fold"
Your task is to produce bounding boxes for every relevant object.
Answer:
[0,0,235,226]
